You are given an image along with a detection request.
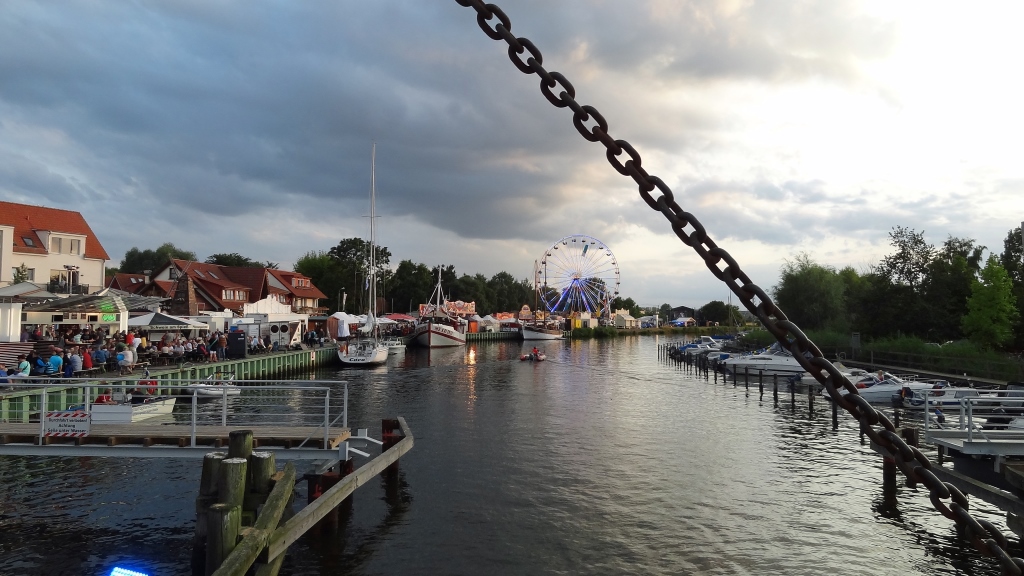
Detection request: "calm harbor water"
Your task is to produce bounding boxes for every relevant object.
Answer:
[0,336,1011,575]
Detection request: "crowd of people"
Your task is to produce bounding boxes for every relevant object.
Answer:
[1,323,335,387]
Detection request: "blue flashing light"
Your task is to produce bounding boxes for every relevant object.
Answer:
[111,568,150,576]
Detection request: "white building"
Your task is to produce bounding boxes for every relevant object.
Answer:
[0,201,109,293]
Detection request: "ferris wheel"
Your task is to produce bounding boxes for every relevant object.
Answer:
[536,234,620,317]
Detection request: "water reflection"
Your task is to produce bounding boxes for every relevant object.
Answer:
[0,337,1012,575]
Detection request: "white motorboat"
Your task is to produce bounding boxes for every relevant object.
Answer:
[339,144,390,366]
[90,396,177,424]
[820,371,939,403]
[894,385,981,410]
[413,269,467,348]
[188,372,241,397]
[382,336,407,354]
[720,343,806,379]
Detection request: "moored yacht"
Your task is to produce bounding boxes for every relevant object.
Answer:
[719,342,806,379]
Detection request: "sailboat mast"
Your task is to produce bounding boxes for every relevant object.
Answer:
[369,143,376,317]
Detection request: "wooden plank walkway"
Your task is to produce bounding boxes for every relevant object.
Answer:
[0,423,349,450]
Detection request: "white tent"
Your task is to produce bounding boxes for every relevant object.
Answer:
[479,315,500,327]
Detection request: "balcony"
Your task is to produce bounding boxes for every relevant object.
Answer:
[293,305,328,316]
[48,281,91,295]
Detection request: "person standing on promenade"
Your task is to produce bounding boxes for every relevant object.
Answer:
[217,332,228,361]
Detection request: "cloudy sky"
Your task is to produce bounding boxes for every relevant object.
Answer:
[3,1,1023,309]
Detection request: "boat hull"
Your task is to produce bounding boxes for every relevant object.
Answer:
[521,326,563,341]
[413,322,466,348]
[90,397,177,424]
[338,341,389,366]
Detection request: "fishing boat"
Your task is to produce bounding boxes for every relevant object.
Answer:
[413,270,467,348]
[339,144,389,366]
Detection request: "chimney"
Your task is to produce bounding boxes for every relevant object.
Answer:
[143,269,152,285]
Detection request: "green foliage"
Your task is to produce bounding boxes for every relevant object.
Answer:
[697,300,743,326]
[610,296,641,318]
[772,253,846,331]
[295,251,347,313]
[961,256,1018,349]
[879,225,933,290]
[658,303,672,320]
[1000,226,1024,348]
[206,252,265,268]
[119,243,197,274]
[11,263,29,284]
[389,260,434,313]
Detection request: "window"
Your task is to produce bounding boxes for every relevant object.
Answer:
[195,270,206,278]
[11,267,35,281]
[22,237,35,247]
[50,236,62,253]
[209,271,219,279]
[130,278,137,284]
[69,239,81,255]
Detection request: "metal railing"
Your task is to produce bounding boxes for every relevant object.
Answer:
[923,392,1024,443]
[5,378,349,449]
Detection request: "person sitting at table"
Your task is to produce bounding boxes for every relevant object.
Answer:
[69,348,84,373]
[95,387,116,404]
[82,347,94,371]
[172,341,185,357]
[93,347,109,368]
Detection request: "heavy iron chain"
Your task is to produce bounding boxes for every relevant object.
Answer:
[453,1,1024,573]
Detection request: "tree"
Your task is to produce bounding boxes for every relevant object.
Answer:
[920,237,984,342]
[697,300,742,326]
[488,271,534,313]
[878,226,934,291]
[772,253,847,331]
[11,263,29,284]
[295,250,346,313]
[961,256,1018,350]
[389,260,434,313]
[658,303,673,321]
[999,226,1024,348]
[206,253,265,268]
[452,273,494,314]
[120,243,198,274]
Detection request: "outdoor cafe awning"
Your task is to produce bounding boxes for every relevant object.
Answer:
[128,312,207,331]
[21,288,167,316]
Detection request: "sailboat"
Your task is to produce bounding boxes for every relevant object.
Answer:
[413,269,467,348]
[521,259,563,340]
[338,144,389,366]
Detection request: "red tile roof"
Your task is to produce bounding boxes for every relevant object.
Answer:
[0,201,110,260]
[269,269,327,299]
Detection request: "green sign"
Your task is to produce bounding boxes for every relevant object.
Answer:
[101,314,117,323]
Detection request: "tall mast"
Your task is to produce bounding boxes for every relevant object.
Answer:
[369,143,376,317]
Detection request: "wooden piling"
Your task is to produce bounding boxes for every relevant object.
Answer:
[882,456,898,509]
[228,430,253,460]
[218,458,248,509]
[832,399,838,429]
[249,451,276,496]
[773,374,778,405]
[206,503,241,576]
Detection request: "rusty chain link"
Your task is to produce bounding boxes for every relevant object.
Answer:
[453,1,1023,573]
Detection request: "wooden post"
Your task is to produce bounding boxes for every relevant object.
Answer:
[228,430,253,460]
[218,457,248,509]
[742,367,747,388]
[206,503,240,576]
[383,418,403,478]
[249,451,276,496]
[773,374,778,405]
[832,399,839,430]
[882,456,898,509]
[192,452,226,575]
